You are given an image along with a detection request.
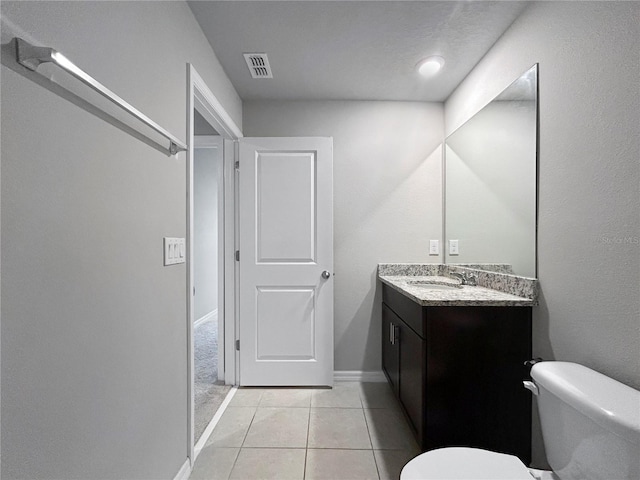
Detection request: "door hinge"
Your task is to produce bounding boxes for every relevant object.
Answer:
[235,339,240,351]
[193,286,196,296]
[235,250,240,261]
[235,160,239,170]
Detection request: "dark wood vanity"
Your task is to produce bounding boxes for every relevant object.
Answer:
[382,283,532,464]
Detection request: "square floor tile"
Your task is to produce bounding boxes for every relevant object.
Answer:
[229,448,306,480]
[189,446,239,480]
[306,449,379,480]
[243,407,309,448]
[308,408,372,449]
[374,449,420,480]
[258,388,312,407]
[228,388,264,407]
[364,408,418,450]
[205,407,256,448]
[312,384,362,408]
[359,382,401,410]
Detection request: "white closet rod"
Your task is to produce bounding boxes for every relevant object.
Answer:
[13,37,187,156]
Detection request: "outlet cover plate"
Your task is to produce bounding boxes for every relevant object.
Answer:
[429,239,439,255]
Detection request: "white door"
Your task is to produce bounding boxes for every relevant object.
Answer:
[238,137,333,386]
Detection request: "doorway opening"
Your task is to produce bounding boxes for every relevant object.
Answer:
[192,116,228,442]
[187,64,242,467]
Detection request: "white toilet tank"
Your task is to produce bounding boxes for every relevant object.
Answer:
[531,362,640,480]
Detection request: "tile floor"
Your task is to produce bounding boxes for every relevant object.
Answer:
[189,382,420,480]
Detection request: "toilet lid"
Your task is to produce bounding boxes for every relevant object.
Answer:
[400,447,532,480]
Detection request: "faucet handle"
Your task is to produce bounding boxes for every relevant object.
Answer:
[449,271,465,284]
[448,270,477,286]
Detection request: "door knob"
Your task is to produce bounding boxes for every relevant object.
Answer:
[321,270,331,279]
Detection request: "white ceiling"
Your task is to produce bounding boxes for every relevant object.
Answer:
[188,1,529,103]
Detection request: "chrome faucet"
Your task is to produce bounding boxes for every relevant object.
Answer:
[449,271,465,284]
[449,270,478,286]
[464,272,478,286]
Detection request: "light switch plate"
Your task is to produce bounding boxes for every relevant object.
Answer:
[164,237,186,265]
[429,239,439,255]
[449,239,459,255]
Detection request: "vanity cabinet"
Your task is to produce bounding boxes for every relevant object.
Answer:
[382,284,532,464]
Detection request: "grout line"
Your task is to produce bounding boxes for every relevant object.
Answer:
[360,388,380,480]
[226,448,240,480]
[227,446,307,449]
[357,383,365,410]
[225,444,241,478]
[298,446,383,450]
[303,404,312,480]
[302,447,380,450]
[239,405,259,448]
[306,390,313,476]
[360,406,375,451]
[371,451,382,480]
[361,382,381,480]
[229,408,258,478]
[226,392,263,479]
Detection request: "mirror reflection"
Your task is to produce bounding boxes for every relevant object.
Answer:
[445,65,538,278]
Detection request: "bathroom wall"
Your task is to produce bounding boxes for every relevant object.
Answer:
[243,100,443,373]
[194,146,221,321]
[445,0,640,466]
[1,1,241,479]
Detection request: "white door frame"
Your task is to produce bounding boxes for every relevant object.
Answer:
[186,64,242,466]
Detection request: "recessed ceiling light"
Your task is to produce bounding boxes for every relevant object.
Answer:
[416,56,445,78]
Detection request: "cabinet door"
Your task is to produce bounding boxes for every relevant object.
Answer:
[399,322,425,446]
[426,306,532,462]
[381,304,400,395]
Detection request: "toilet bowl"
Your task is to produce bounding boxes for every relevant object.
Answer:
[400,362,640,480]
[400,447,533,480]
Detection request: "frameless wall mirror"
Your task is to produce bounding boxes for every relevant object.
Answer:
[444,64,538,278]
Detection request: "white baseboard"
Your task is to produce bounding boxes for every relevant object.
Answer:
[334,370,387,382]
[194,309,218,329]
[173,458,191,480]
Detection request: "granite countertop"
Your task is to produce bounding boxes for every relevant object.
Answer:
[379,274,535,307]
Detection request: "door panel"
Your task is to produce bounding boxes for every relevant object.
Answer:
[256,152,316,263]
[256,287,315,360]
[399,323,425,442]
[239,137,333,386]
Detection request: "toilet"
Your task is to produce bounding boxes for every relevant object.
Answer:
[401,361,640,480]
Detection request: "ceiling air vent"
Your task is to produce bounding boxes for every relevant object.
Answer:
[243,53,273,79]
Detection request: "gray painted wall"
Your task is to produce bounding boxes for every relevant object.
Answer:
[194,146,221,321]
[243,100,443,373]
[194,110,219,136]
[0,1,241,478]
[445,1,640,467]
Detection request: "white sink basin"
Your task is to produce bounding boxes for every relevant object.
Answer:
[406,280,462,290]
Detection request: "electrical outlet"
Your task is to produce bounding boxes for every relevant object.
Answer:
[429,239,439,255]
[449,239,459,255]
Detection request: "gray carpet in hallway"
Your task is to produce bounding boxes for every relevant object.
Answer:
[194,318,231,443]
